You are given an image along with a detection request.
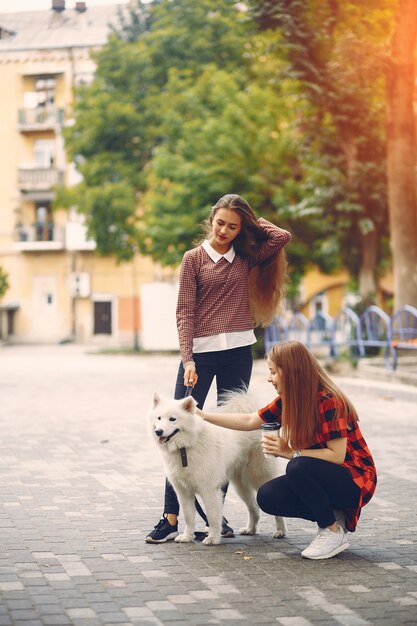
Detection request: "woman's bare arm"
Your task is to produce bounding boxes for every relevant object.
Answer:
[196,408,263,431]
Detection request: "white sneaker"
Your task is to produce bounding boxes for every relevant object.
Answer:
[301,526,349,560]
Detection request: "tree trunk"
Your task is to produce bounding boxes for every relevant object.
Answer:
[340,125,378,299]
[386,0,417,309]
[358,229,377,300]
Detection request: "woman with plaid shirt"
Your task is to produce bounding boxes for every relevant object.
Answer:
[198,340,377,560]
[146,194,291,544]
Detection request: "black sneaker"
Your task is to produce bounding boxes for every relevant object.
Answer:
[145,515,178,543]
[221,517,235,538]
[204,517,235,538]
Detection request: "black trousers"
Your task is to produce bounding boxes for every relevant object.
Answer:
[256,456,361,530]
[163,345,253,515]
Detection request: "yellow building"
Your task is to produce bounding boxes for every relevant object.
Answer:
[0,0,174,346]
[298,267,394,319]
[298,267,351,319]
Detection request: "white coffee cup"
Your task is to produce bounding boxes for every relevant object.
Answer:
[261,422,280,458]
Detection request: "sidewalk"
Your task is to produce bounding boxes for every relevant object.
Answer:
[0,344,416,626]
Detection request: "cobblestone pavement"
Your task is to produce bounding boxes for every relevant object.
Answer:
[1,344,417,626]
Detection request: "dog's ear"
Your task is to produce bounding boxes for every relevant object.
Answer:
[181,396,196,413]
[153,392,161,407]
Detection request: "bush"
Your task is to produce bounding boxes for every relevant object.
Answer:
[0,266,9,298]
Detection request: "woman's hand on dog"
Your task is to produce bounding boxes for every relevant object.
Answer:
[262,434,294,459]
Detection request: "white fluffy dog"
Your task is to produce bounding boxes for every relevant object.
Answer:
[149,390,286,546]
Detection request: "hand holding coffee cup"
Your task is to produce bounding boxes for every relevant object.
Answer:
[261,422,280,458]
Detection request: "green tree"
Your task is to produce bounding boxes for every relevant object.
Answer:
[138,63,292,262]
[249,0,394,301]
[138,59,338,296]
[61,0,252,262]
[66,0,393,300]
[63,0,342,292]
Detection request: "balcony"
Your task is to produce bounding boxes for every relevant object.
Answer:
[17,107,64,132]
[18,167,64,192]
[14,222,65,252]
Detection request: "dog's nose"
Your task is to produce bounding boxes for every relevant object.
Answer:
[155,429,163,437]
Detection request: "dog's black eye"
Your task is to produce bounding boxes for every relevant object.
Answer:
[169,417,176,422]
[157,416,161,421]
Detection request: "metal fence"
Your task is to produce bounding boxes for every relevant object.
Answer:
[264,305,417,371]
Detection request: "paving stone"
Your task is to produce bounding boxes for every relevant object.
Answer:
[9,609,41,621]
[94,612,129,623]
[66,608,97,618]
[0,346,416,625]
[42,616,73,625]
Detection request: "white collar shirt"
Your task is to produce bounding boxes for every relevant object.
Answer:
[201,239,236,263]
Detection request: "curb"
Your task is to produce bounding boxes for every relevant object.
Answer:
[334,375,417,403]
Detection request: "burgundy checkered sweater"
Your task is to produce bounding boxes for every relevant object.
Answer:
[176,218,291,365]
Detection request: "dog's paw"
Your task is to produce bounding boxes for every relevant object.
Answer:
[238,526,256,536]
[273,517,287,538]
[175,533,193,543]
[202,535,221,546]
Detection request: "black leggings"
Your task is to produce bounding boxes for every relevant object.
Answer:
[164,345,253,516]
[257,456,361,530]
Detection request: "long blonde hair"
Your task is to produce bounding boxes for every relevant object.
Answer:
[268,340,358,449]
[205,194,288,326]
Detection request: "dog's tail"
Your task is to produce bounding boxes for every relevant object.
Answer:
[217,388,259,414]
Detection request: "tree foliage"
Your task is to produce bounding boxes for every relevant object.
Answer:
[0,266,9,298]
[62,0,255,262]
[62,0,402,302]
[249,0,395,299]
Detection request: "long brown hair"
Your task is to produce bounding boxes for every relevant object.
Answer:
[268,340,358,449]
[205,194,287,326]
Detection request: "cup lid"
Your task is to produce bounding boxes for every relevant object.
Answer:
[261,422,280,430]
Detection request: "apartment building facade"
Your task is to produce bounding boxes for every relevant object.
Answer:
[0,0,175,346]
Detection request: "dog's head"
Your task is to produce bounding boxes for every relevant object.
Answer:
[149,392,201,450]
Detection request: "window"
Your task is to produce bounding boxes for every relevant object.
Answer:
[0,27,14,41]
[35,202,53,241]
[23,77,56,111]
[34,139,55,168]
[34,77,56,108]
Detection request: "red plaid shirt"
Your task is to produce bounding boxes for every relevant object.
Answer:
[176,219,291,364]
[258,389,377,532]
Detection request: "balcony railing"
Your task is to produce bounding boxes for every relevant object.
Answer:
[14,222,65,252]
[18,167,64,191]
[17,107,64,131]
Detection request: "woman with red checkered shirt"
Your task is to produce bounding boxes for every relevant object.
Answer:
[197,340,377,560]
[146,194,291,543]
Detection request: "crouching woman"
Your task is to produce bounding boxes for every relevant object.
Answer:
[197,340,377,560]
